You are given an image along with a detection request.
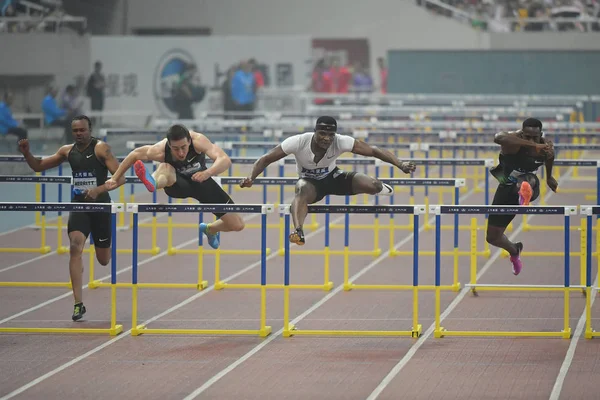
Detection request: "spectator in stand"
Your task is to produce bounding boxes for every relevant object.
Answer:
[329,59,352,94]
[377,57,388,94]
[230,60,256,115]
[352,63,374,93]
[311,58,333,105]
[0,92,27,143]
[86,61,105,126]
[42,85,67,137]
[249,58,265,89]
[222,65,237,118]
[60,84,83,142]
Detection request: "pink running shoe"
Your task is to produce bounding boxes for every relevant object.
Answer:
[518,181,533,206]
[134,160,156,192]
[510,242,524,275]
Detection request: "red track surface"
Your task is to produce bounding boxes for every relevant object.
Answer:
[1,164,599,400]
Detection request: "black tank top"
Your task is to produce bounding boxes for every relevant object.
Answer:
[491,146,546,185]
[164,141,207,178]
[68,137,110,202]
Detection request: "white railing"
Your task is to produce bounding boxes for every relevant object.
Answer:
[419,0,600,32]
[0,14,86,33]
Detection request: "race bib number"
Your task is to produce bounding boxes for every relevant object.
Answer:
[301,167,329,179]
[73,171,96,192]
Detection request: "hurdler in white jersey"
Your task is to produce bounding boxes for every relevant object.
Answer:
[240,115,417,246]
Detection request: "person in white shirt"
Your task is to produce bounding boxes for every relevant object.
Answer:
[239,116,416,245]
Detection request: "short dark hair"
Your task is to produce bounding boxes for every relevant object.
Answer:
[167,124,191,142]
[72,115,92,130]
[315,116,337,132]
[522,118,542,130]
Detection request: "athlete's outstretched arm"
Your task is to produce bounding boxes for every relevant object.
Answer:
[350,140,416,173]
[106,142,164,189]
[494,131,550,154]
[240,145,288,187]
[18,139,69,172]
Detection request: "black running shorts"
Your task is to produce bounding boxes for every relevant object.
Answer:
[67,210,112,248]
[302,167,357,203]
[164,174,234,218]
[488,173,540,228]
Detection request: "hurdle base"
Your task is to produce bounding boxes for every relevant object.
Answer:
[345,283,460,291]
[0,281,72,288]
[585,329,598,339]
[132,325,271,337]
[84,247,161,255]
[282,249,381,257]
[283,324,296,338]
[171,248,271,256]
[216,282,334,291]
[412,324,422,338]
[435,328,571,339]
[283,328,417,337]
[0,246,52,254]
[90,281,209,290]
[466,284,586,292]
[0,325,123,335]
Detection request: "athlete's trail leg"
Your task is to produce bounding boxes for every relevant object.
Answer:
[351,173,393,195]
[134,161,177,192]
[152,163,177,189]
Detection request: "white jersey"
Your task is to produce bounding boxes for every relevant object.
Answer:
[280,132,355,180]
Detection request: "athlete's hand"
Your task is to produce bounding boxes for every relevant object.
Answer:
[18,139,30,155]
[239,177,254,188]
[541,138,555,159]
[399,161,416,174]
[105,178,119,191]
[191,170,212,183]
[84,187,100,201]
[535,142,551,154]
[547,176,558,192]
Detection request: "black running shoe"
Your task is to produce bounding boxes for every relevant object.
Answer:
[289,228,305,246]
[72,302,86,321]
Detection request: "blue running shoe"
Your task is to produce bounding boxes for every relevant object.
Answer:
[199,223,220,249]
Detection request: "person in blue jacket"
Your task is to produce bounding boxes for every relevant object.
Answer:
[0,92,27,146]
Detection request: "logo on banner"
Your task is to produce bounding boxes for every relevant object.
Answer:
[153,49,199,117]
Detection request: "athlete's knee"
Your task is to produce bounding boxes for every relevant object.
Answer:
[367,178,383,194]
[295,180,314,198]
[69,238,85,257]
[230,215,245,232]
[96,252,110,266]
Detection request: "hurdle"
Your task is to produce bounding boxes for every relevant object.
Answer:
[431,205,579,339]
[0,175,70,254]
[0,202,124,335]
[281,203,424,338]
[128,203,273,337]
[581,206,600,339]
[0,155,134,231]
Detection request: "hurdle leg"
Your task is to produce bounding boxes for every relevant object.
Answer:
[581,218,587,293]
[131,212,143,336]
[469,218,478,294]
[214,248,223,290]
[88,243,96,287]
[196,214,208,290]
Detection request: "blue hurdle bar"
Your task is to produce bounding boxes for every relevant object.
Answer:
[0,202,124,335]
[430,204,578,339]
[280,203,424,337]
[127,202,274,337]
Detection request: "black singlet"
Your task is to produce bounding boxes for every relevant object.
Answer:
[164,141,207,178]
[68,137,110,202]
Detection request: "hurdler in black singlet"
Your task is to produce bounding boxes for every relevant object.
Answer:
[69,137,110,203]
[164,141,207,178]
[490,146,546,185]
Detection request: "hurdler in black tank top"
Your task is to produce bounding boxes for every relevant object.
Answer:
[68,137,110,202]
[164,141,207,178]
[490,146,546,185]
